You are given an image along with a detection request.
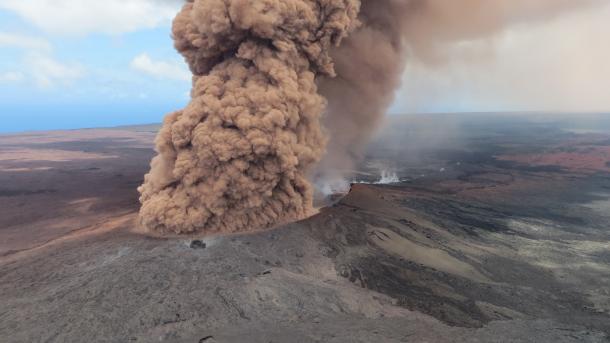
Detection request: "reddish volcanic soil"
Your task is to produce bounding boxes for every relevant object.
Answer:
[497,146,610,174]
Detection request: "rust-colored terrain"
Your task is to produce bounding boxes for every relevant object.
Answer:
[1,115,609,342]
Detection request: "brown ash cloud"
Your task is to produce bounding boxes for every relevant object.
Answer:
[138,0,359,234]
[139,0,601,235]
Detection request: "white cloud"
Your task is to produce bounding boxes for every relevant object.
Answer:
[0,31,51,50]
[0,0,183,35]
[25,54,85,88]
[0,71,24,82]
[0,31,83,89]
[0,31,81,89]
[130,53,190,81]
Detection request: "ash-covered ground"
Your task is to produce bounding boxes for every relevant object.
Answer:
[1,114,609,342]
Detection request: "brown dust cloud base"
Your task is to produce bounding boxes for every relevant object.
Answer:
[1,114,610,342]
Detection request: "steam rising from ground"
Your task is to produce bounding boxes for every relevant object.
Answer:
[139,0,602,235]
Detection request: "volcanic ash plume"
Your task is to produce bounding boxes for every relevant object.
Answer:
[138,0,360,234]
[139,0,600,235]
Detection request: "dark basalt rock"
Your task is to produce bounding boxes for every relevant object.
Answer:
[190,240,206,249]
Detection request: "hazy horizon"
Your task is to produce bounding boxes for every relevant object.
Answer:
[3,111,610,135]
[1,1,610,133]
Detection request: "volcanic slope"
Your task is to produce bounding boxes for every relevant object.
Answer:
[1,115,610,342]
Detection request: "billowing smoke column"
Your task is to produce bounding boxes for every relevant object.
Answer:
[138,0,360,234]
[140,0,601,235]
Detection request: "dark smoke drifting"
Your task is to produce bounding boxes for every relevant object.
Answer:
[314,0,604,186]
[140,0,601,235]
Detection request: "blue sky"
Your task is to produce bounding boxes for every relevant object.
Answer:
[0,0,609,133]
[0,0,189,133]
